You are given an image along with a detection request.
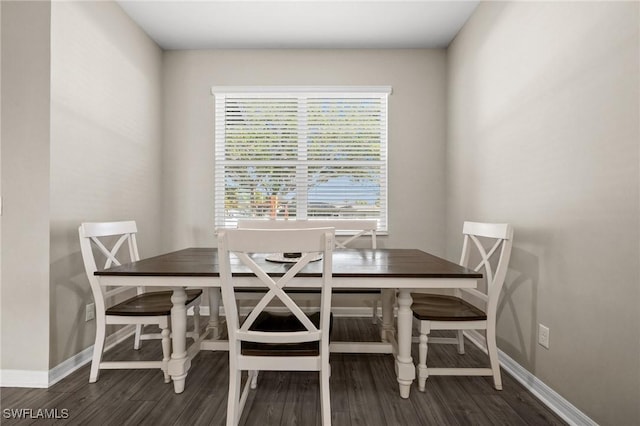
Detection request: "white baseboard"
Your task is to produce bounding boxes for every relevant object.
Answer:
[464,330,597,426]
[48,325,136,387]
[0,325,136,389]
[0,369,49,388]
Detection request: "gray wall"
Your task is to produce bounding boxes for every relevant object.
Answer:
[1,0,51,377]
[48,1,164,366]
[2,0,164,375]
[162,49,448,253]
[446,2,639,424]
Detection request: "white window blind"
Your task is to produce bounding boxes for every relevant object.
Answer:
[213,86,390,231]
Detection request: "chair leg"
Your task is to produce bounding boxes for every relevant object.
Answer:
[249,370,258,389]
[381,289,395,341]
[193,303,200,340]
[372,299,378,324]
[456,330,465,354]
[319,365,331,426]
[89,320,106,383]
[417,321,430,392]
[486,327,502,390]
[134,324,143,350]
[226,368,241,426]
[161,326,171,383]
[207,288,222,339]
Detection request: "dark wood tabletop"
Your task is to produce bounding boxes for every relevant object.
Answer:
[95,248,482,279]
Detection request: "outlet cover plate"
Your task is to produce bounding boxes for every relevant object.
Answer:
[538,324,550,349]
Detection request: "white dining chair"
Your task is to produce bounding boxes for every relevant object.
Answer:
[217,227,334,426]
[411,221,514,391]
[79,221,203,383]
[237,219,381,322]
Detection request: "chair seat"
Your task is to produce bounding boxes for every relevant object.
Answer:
[333,289,381,294]
[241,311,333,356]
[107,289,203,316]
[411,294,486,321]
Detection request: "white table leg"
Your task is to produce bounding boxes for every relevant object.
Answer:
[395,289,415,398]
[206,287,222,339]
[381,289,395,342]
[168,287,190,393]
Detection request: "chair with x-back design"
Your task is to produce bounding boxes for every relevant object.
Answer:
[217,227,335,426]
[79,221,202,383]
[236,219,381,322]
[411,221,514,391]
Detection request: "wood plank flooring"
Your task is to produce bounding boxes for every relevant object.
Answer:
[1,318,566,425]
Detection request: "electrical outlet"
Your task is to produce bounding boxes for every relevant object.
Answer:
[85,303,95,322]
[538,324,550,349]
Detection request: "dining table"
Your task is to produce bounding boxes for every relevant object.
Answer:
[95,247,481,398]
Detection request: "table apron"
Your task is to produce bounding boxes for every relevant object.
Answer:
[98,275,476,289]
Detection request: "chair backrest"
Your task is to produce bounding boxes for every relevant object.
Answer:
[217,228,334,352]
[459,222,514,320]
[78,221,141,313]
[237,219,377,249]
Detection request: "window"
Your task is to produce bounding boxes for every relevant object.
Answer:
[212,86,391,231]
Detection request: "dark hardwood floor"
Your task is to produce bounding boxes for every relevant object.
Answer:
[1,317,566,425]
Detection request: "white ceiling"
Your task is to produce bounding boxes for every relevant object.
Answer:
[116,1,479,50]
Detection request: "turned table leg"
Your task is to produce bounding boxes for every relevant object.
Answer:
[168,287,190,393]
[395,289,416,398]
